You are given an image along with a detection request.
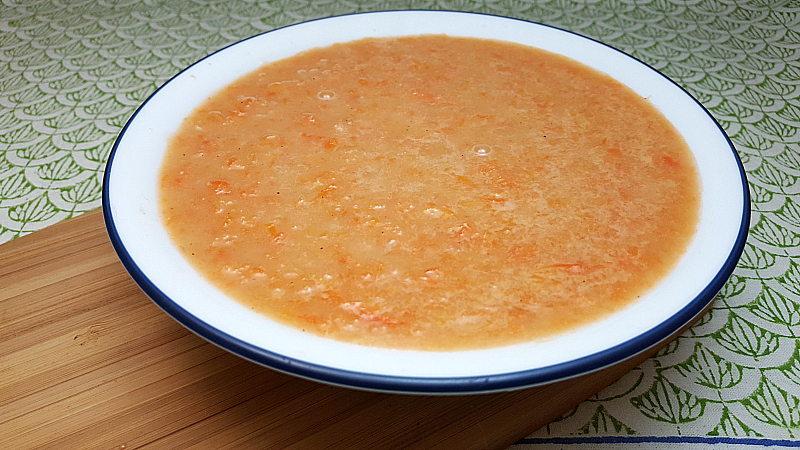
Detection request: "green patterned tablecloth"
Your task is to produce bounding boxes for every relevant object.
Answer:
[2,0,798,447]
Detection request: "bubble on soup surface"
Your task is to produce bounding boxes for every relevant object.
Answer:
[317,90,337,100]
[472,144,492,156]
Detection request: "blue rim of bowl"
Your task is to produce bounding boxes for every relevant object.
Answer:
[102,10,751,394]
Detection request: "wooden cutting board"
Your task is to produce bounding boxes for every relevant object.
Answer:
[0,209,709,449]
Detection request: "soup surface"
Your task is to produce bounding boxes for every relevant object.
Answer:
[159,36,700,351]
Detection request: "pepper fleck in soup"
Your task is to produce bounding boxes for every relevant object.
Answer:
[159,35,700,351]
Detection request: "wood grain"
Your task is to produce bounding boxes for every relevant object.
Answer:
[0,209,709,449]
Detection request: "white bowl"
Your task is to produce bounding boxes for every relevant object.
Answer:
[103,11,749,394]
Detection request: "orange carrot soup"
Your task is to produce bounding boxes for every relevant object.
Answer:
[159,36,700,351]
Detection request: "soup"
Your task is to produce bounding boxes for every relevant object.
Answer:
[159,35,700,351]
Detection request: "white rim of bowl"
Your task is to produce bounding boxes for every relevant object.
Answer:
[102,11,750,394]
